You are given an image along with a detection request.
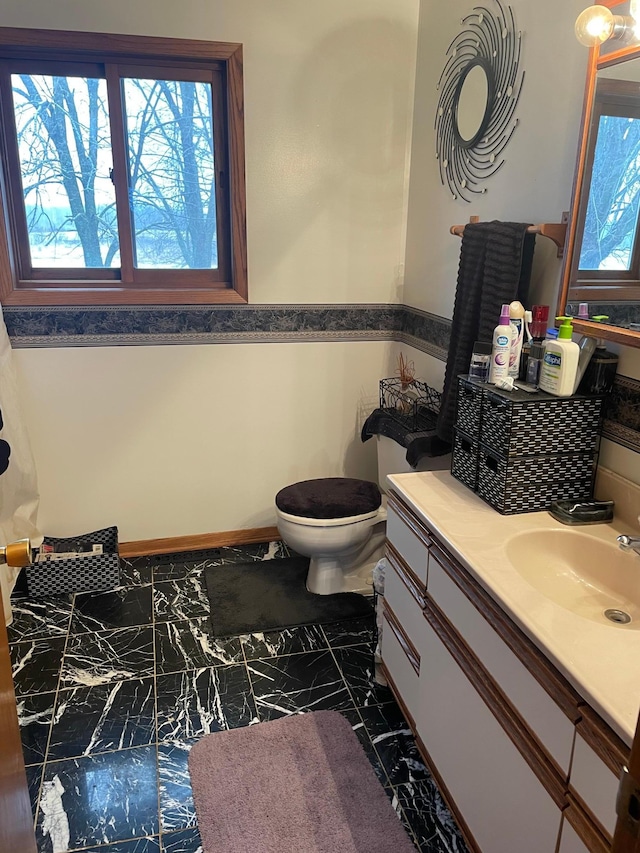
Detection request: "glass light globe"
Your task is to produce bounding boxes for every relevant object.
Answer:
[575,5,614,46]
[632,0,640,38]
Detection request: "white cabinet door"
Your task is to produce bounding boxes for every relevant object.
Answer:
[414,614,563,853]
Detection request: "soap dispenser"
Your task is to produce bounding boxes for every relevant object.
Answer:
[538,317,580,397]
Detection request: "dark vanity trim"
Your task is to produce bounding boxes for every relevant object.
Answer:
[564,796,611,853]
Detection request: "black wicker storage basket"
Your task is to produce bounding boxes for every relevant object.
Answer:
[481,390,602,457]
[476,446,595,515]
[455,378,484,439]
[25,526,120,597]
[451,428,479,492]
[451,376,602,515]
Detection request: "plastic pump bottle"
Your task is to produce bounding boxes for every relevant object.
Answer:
[489,304,512,384]
[538,317,580,397]
[508,301,525,377]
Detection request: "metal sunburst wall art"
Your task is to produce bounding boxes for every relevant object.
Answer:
[435,0,524,202]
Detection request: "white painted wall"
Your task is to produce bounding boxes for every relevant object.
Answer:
[3,0,418,307]
[404,0,588,318]
[15,341,401,540]
[403,0,640,487]
[6,0,640,539]
[2,0,420,540]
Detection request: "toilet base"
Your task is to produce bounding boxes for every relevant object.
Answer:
[306,530,385,595]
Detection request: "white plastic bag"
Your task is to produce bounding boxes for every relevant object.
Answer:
[372,557,388,686]
[0,303,41,624]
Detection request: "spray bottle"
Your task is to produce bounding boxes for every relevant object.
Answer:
[489,304,512,384]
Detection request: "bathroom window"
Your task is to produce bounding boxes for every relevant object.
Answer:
[0,29,247,305]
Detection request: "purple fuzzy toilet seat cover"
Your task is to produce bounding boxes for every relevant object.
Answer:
[276,478,382,520]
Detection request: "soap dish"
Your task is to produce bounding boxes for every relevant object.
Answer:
[548,500,614,525]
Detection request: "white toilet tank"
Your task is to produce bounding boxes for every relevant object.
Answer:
[376,434,451,493]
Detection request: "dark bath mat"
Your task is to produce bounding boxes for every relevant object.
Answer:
[203,556,373,636]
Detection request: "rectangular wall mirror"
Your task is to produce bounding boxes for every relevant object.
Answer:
[559,0,640,347]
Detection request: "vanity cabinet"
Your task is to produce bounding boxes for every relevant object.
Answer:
[381,491,629,853]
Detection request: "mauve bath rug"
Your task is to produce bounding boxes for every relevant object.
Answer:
[188,711,416,853]
[203,556,372,636]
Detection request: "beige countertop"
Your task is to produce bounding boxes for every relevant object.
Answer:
[388,470,640,747]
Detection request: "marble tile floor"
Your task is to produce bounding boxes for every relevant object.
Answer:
[9,540,468,853]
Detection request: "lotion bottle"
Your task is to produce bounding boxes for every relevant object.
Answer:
[488,304,512,384]
[538,317,580,397]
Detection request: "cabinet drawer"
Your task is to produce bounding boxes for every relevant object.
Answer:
[427,544,576,775]
[381,603,420,720]
[384,547,425,654]
[386,503,429,587]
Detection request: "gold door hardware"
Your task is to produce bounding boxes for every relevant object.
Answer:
[0,539,31,568]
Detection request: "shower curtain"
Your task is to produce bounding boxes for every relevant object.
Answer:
[0,303,41,625]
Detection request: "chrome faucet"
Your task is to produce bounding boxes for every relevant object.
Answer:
[617,534,640,555]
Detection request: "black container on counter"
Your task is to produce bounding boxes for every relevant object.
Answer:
[577,346,618,395]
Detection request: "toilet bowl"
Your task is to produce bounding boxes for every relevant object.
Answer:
[275,502,387,596]
[275,476,386,595]
[275,435,451,596]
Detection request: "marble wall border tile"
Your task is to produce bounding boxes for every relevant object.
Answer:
[3,303,449,356]
[3,304,402,348]
[602,374,640,454]
[6,301,639,452]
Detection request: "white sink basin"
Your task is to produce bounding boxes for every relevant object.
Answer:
[504,529,640,628]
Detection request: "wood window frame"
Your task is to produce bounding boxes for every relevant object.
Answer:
[0,27,247,306]
[568,76,640,303]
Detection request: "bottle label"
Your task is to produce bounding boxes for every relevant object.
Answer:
[540,350,562,392]
[497,334,509,347]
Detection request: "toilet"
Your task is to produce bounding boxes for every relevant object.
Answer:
[275,435,451,596]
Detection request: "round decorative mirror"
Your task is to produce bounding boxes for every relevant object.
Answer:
[435,0,524,202]
[452,58,494,148]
